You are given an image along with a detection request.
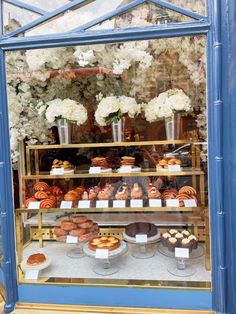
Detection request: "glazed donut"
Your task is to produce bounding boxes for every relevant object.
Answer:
[33,182,49,192]
[71,215,87,224]
[78,219,94,229]
[61,220,77,231]
[179,186,197,196]
[54,227,68,237]
[49,186,63,196]
[24,197,37,208]
[40,198,55,208]
[69,228,86,237]
[34,191,48,200]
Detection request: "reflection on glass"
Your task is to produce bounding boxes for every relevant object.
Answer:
[6,36,210,288]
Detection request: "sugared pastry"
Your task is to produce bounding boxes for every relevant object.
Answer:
[147,183,161,199]
[97,189,111,200]
[188,235,198,249]
[169,229,178,236]
[182,230,190,237]
[64,191,79,201]
[168,237,178,252]
[78,219,94,229]
[131,183,143,199]
[161,232,171,246]
[24,197,37,208]
[115,184,129,200]
[40,198,55,208]
[33,182,49,192]
[69,228,86,237]
[89,236,120,251]
[61,220,77,231]
[27,253,46,266]
[181,238,193,253]
[54,227,68,237]
[125,222,157,238]
[34,191,48,200]
[79,231,98,243]
[81,191,89,200]
[49,186,63,196]
[71,215,87,224]
[175,232,184,245]
[179,186,197,196]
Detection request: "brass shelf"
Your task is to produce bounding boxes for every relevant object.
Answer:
[26,140,200,150]
[23,169,204,179]
[16,206,204,214]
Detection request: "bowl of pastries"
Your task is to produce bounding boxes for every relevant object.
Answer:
[50,159,74,174]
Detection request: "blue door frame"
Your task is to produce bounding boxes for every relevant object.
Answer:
[0,0,235,313]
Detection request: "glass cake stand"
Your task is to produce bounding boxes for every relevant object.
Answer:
[167,257,196,277]
[83,241,127,276]
[123,232,160,259]
[67,242,85,259]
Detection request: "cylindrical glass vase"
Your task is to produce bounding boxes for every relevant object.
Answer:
[57,118,72,144]
[112,117,125,142]
[165,113,181,140]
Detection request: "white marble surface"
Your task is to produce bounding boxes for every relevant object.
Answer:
[23,241,211,282]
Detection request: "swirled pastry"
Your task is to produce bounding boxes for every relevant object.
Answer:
[33,182,49,192]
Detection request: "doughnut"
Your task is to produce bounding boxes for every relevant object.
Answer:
[179,186,197,196]
[61,220,77,231]
[54,227,68,237]
[34,191,48,200]
[78,219,94,229]
[71,215,87,224]
[33,182,49,191]
[69,228,86,237]
[40,198,55,208]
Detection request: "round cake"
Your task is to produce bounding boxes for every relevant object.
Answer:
[88,236,120,251]
[125,222,157,238]
[27,253,46,266]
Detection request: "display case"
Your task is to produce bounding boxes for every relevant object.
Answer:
[15,138,210,287]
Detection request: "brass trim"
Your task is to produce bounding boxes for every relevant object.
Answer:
[14,303,214,314]
[27,140,200,150]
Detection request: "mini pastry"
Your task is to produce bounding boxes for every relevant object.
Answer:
[88,188,97,201]
[181,238,193,253]
[69,228,86,237]
[34,191,48,200]
[40,198,55,208]
[131,183,143,199]
[81,191,89,200]
[175,232,184,245]
[54,227,68,237]
[33,182,49,192]
[147,183,161,199]
[115,184,129,200]
[161,232,171,246]
[27,253,46,266]
[188,235,198,249]
[182,230,190,237]
[159,159,168,166]
[61,220,77,231]
[97,189,111,200]
[168,237,178,252]
[169,229,178,236]
[179,186,197,196]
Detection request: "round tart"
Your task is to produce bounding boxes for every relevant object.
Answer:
[89,236,120,251]
[27,253,46,266]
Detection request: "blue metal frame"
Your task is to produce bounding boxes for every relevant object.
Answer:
[0,0,233,313]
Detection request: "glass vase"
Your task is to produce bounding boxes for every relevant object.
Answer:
[165,113,181,140]
[111,117,125,142]
[57,118,72,144]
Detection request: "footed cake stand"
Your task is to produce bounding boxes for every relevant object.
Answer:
[83,241,127,276]
[67,242,85,259]
[123,232,160,259]
[167,257,196,277]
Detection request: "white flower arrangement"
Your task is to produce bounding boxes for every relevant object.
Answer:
[42,98,88,126]
[95,95,141,126]
[144,89,191,123]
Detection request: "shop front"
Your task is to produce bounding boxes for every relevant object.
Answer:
[0,0,235,313]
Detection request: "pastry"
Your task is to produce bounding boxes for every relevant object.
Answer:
[188,235,198,249]
[115,184,129,200]
[54,227,68,237]
[159,159,168,166]
[91,157,109,169]
[161,232,171,246]
[125,222,157,238]
[181,238,193,253]
[33,182,49,192]
[175,232,184,245]
[169,229,178,236]
[78,219,94,229]
[49,186,63,196]
[34,191,48,200]
[61,220,77,231]
[51,159,73,171]
[179,186,197,196]
[167,237,178,252]
[88,188,97,201]
[79,231,98,242]
[131,183,143,199]
[182,230,190,237]
[121,156,135,166]
[88,236,120,251]
[97,189,111,200]
[64,191,79,201]
[27,253,46,266]
[40,198,55,208]
[81,191,89,200]
[71,215,87,224]
[162,189,178,200]
[147,183,161,199]
[69,228,86,237]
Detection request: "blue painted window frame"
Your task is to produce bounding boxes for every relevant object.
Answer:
[0,0,225,313]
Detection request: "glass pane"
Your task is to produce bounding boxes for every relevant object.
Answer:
[22,0,70,11]
[6,36,210,289]
[166,0,206,16]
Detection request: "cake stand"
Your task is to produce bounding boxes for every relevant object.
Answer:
[67,242,85,259]
[83,241,127,276]
[123,232,160,259]
[167,257,196,277]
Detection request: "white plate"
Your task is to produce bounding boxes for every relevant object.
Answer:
[118,167,141,173]
[50,169,74,175]
[21,256,52,271]
[101,168,112,173]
